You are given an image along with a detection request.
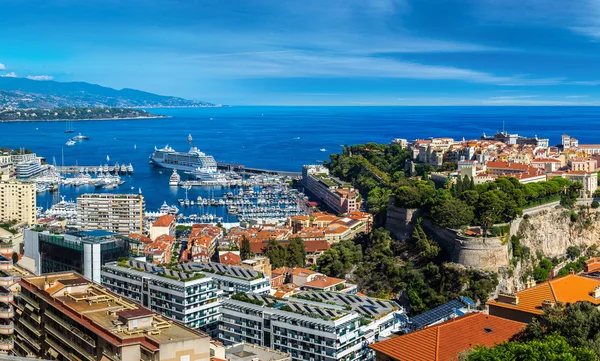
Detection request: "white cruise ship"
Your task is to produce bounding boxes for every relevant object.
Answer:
[150,145,217,172]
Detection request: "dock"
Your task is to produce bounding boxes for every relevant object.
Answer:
[54,165,133,174]
[217,162,301,178]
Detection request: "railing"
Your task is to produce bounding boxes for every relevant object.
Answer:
[0,337,13,351]
[18,317,41,337]
[45,337,74,361]
[18,292,39,309]
[0,321,14,334]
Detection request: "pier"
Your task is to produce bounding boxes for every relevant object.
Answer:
[217,162,301,178]
[54,165,134,174]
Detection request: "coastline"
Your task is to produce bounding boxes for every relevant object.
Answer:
[0,115,171,123]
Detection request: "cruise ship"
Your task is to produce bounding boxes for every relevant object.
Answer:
[149,145,217,172]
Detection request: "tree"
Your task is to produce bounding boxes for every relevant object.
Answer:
[412,223,440,261]
[513,301,600,356]
[264,239,287,269]
[533,258,553,282]
[286,237,306,268]
[240,236,252,261]
[11,253,18,264]
[465,335,596,361]
[317,239,363,278]
[430,199,475,228]
[566,246,581,260]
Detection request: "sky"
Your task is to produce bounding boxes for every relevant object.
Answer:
[4,0,600,105]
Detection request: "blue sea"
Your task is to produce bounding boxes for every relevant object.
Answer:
[1,106,599,213]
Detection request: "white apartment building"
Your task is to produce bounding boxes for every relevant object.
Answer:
[77,193,145,234]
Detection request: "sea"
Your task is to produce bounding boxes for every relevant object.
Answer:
[1,106,600,215]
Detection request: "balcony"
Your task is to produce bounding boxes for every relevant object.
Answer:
[0,271,13,288]
[0,287,13,303]
[0,242,12,257]
[0,305,13,319]
[0,320,13,335]
[0,255,12,271]
[19,292,39,309]
[0,337,13,351]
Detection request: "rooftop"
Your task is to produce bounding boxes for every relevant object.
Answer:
[487,274,600,315]
[180,262,265,281]
[225,343,290,361]
[108,259,207,282]
[20,272,208,349]
[153,214,175,227]
[369,313,525,361]
[293,291,398,319]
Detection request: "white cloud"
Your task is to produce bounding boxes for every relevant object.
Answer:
[489,95,539,100]
[0,72,17,78]
[565,95,589,98]
[26,75,54,81]
[0,63,5,71]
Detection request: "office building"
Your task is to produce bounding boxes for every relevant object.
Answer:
[218,292,405,361]
[180,262,271,297]
[23,229,142,283]
[77,193,145,234]
[301,165,362,214]
[101,259,222,334]
[15,272,212,361]
[0,179,36,226]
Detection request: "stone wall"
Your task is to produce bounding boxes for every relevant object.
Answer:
[385,199,574,272]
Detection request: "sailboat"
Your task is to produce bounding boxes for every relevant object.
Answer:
[106,155,110,163]
[64,120,74,133]
[188,134,193,143]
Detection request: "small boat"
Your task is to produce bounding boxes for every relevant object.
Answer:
[320,148,326,152]
[66,140,76,146]
[188,134,193,143]
[127,163,134,173]
[73,133,89,140]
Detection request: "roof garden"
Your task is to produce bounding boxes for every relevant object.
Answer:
[112,259,206,282]
[181,262,265,281]
[293,291,399,319]
[229,293,350,321]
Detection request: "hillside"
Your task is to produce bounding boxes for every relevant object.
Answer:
[0,77,220,109]
[0,107,164,122]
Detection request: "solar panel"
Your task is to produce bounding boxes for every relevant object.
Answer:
[409,300,464,330]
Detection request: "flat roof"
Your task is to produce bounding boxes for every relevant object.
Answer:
[294,291,398,318]
[182,262,265,281]
[20,272,208,349]
[226,343,290,361]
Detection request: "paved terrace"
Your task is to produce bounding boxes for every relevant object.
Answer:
[234,293,349,321]
[181,262,264,280]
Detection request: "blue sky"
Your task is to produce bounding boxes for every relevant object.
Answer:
[4,0,600,105]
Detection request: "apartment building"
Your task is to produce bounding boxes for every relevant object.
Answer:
[101,259,222,335]
[218,292,405,361]
[23,229,141,282]
[0,179,36,226]
[179,262,271,297]
[15,272,212,361]
[0,250,15,355]
[15,160,42,179]
[77,193,145,234]
[149,214,176,240]
[302,165,362,214]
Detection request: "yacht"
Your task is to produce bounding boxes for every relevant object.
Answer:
[169,169,181,186]
[66,139,76,146]
[190,167,227,183]
[120,164,128,173]
[188,134,193,143]
[159,201,171,214]
[73,133,89,140]
[127,163,134,173]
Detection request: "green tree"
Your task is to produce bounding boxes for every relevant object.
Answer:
[430,199,475,228]
[286,237,306,268]
[566,246,581,260]
[465,335,596,361]
[240,236,252,261]
[11,253,18,264]
[317,239,363,278]
[264,239,287,269]
[412,223,440,261]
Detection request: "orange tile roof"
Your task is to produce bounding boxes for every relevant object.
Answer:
[129,233,152,244]
[486,161,530,171]
[153,214,175,227]
[487,274,600,315]
[303,276,344,289]
[219,252,241,266]
[369,313,525,361]
[292,267,317,277]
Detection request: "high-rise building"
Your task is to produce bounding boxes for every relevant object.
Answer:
[15,272,212,361]
[218,292,405,361]
[77,193,145,234]
[0,179,36,226]
[0,244,15,355]
[102,259,222,335]
[23,229,143,283]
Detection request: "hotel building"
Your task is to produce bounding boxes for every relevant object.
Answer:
[77,193,145,234]
[218,292,405,361]
[101,259,222,335]
[14,272,212,361]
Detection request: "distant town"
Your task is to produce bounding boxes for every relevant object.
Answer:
[0,128,599,360]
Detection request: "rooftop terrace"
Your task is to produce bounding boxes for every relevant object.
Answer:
[181,262,265,281]
[293,291,398,319]
[109,259,207,282]
[20,272,208,348]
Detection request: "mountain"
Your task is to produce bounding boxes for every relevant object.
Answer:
[0,77,219,109]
